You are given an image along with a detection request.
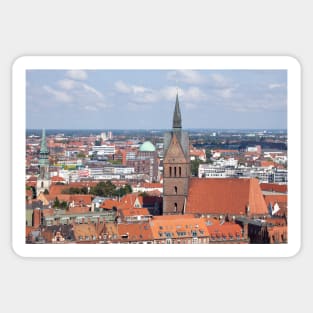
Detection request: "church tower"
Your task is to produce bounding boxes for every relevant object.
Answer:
[163,94,190,214]
[36,129,50,197]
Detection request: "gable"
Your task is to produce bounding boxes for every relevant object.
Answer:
[164,133,188,163]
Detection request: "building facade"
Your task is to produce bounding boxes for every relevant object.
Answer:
[163,94,190,214]
[36,129,51,196]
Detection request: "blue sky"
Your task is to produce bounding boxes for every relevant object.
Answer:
[26,69,287,129]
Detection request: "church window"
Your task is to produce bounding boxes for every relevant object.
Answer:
[179,166,182,177]
[174,167,177,177]
[174,186,177,194]
[169,166,172,177]
[174,202,177,212]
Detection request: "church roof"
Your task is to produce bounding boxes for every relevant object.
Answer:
[139,141,156,152]
[186,178,268,216]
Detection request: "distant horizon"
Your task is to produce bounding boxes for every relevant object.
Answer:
[26,127,287,132]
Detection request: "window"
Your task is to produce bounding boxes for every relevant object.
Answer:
[174,186,177,194]
[179,167,182,177]
[174,167,177,177]
[192,238,198,244]
[169,166,172,177]
[174,203,177,212]
[165,232,172,238]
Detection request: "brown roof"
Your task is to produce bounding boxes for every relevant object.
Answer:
[263,194,287,206]
[260,183,287,193]
[118,207,151,217]
[149,215,210,239]
[116,223,153,242]
[27,176,37,182]
[100,199,120,209]
[186,178,268,216]
[51,175,66,182]
[73,224,102,240]
[120,193,143,208]
[206,219,244,240]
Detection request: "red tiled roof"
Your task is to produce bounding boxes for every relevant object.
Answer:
[259,161,276,168]
[100,199,120,210]
[140,182,163,189]
[186,178,268,216]
[119,207,151,217]
[149,215,210,239]
[51,175,66,182]
[263,194,287,206]
[120,193,143,208]
[116,223,154,242]
[27,176,37,182]
[206,220,244,240]
[260,183,287,193]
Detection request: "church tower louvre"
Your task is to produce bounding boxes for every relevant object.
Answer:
[36,129,51,197]
[163,94,190,214]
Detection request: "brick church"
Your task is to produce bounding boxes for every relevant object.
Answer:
[163,94,268,218]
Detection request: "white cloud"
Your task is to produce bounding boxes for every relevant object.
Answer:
[115,80,159,104]
[115,80,132,93]
[184,87,206,101]
[268,83,284,89]
[65,70,88,81]
[160,86,183,101]
[211,73,230,87]
[167,70,206,84]
[115,81,207,112]
[161,86,206,102]
[58,79,77,90]
[81,83,104,99]
[83,105,98,111]
[216,87,236,99]
[43,85,72,103]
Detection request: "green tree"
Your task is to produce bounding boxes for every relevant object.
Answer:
[91,181,116,197]
[60,201,68,209]
[190,159,204,177]
[53,197,60,208]
[76,152,86,159]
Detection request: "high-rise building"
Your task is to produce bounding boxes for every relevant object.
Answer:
[163,94,190,214]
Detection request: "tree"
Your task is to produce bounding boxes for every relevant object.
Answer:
[190,159,204,177]
[91,181,117,197]
[76,152,86,159]
[53,197,60,208]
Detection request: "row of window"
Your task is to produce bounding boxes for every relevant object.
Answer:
[169,166,182,177]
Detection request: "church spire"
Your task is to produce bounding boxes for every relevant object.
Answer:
[172,93,182,129]
[39,128,49,167]
[40,128,48,154]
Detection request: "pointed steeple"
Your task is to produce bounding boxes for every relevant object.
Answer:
[172,93,182,129]
[40,128,48,154]
[39,128,49,167]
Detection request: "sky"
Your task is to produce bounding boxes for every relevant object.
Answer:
[26,69,287,130]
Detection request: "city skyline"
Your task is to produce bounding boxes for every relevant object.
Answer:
[26,69,287,130]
